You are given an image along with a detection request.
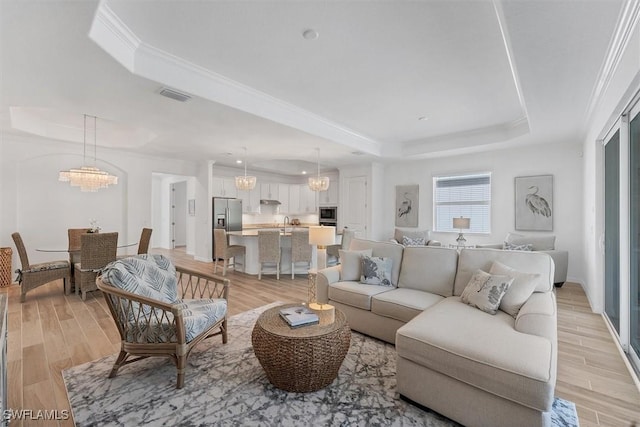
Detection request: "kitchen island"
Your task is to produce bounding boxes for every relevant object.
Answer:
[228,228,319,276]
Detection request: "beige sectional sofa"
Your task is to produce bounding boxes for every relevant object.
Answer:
[316,238,557,427]
[476,232,568,286]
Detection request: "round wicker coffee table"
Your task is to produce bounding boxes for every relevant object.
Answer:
[251,304,351,392]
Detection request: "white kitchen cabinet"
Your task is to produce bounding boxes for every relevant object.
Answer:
[318,180,339,206]
[299,185,317,214]
[289,185,301,214]
[278,184,289,214]
[239,187,261,214]
[212,176,238,198]
[260,183,279,201]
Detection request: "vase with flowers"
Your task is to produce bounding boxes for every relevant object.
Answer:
[88,219,101,233]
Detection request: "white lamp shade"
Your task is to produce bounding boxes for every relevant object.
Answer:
[453,217,470,229]
[309,226,335,246]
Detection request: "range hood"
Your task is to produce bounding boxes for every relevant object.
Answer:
[260,199,281,205]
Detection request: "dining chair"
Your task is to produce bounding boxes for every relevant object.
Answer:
[213,229,245,276]
[258,230,281,280]
[75,232,118,300]
[290,229,312,279]
[12,232,70,302]
[327,228,355,266]
[68,228,90,291]
[137,228,153,255]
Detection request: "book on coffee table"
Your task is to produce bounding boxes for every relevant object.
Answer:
[279,306,319,328]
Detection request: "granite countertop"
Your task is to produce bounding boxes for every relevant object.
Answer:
[229,230,294,237]
[241,223,317,230]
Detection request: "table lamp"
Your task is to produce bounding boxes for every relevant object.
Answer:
[309,225,335,270]
[453,217,470,246]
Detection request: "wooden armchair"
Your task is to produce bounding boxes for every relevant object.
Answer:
[97,255,230,389]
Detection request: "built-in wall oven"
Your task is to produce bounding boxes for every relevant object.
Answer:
[319,206,337,226]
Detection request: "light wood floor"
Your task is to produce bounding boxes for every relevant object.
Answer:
[3,248,639,426]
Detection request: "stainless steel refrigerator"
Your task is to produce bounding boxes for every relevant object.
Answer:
[212,197,243,259]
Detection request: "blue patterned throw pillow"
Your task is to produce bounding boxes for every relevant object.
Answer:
[461,269,514,315]
[360,256,393,287]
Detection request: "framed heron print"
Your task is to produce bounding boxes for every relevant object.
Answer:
[515,175,553,231]
[395,185,419,227]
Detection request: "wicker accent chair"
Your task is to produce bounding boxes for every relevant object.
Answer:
[11,232,71,302]
[213,229,245,276]
[290,229,312,279]
[75,232,118,300]
[327,229,356,266]
[96,255,229,389]
[137,228,153,255]
[258,230,281,280]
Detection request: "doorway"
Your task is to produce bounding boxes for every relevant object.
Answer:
[171,181,187,249]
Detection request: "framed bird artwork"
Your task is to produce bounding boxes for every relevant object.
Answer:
[395,184,419,227]
[515,175,553,231]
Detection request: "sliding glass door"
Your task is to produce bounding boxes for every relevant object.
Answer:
[629,108,640,366]
[604,129,621,334]
[604,98,640,374]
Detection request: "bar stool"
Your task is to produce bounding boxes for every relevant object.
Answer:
[327,228,355,266]
[258,230,281,280]
[213,229,245,276]
[290,229,312,279]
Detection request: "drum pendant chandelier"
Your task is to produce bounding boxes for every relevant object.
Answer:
[235,147,257,191]
[308,147,329,192]
[59,114,118,192]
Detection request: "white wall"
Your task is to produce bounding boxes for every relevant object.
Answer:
[582,25,640,312]
[0,133,206,271]
[382,142,585,283]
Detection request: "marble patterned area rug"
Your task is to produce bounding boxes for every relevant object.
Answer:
[63,303,579,427]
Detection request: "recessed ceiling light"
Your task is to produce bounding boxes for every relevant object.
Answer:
[236,159,242,164]
[303,29,319,40]
[301,171,307,175]
[418,116,429,121]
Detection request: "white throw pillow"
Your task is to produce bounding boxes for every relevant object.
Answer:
[339,249,373,281]
[489,261,540,317]
[461,269,514,315]
[360,255,394,287]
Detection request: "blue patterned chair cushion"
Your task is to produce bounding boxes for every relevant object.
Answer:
[125,299,227,343]
[25,260,69,272]
[102,254,178,304]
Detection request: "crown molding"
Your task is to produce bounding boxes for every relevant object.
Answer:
[89,2,382,157]
[399,117,529,157]
[583,0,640,127]
[89,1,140,72]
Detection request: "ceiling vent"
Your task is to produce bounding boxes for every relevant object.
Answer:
[158,87,191,103]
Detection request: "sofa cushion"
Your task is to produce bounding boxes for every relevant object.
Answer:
[349,239,404,286]
[490,261,540,317]
[328,281,392,310]
[506,232,555,251]
[460,270,513,315]
[398,247,457,297]
[361,256,394,287]
[453,249,553,296]
[339,249,372,281]
[372,288,444,323]
[396,297,554,411]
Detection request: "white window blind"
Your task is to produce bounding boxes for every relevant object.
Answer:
[433,173,491,233]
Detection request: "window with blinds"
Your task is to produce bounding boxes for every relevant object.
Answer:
[433,173,491,233]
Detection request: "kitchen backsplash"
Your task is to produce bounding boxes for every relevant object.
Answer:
[242,211,318,226]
